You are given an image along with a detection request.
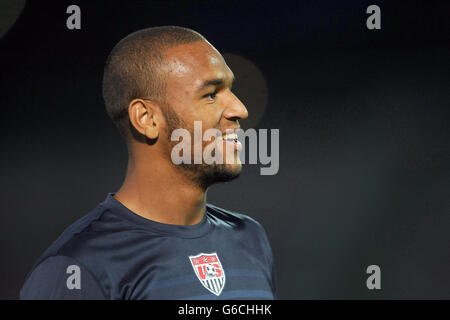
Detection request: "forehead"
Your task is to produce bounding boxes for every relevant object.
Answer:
[162,41,233,90]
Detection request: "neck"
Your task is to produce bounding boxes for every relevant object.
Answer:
[114,153,208,226]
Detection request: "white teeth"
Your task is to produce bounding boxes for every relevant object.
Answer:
[222,133,238,141]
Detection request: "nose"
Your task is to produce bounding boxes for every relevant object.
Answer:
[222,90,249,122]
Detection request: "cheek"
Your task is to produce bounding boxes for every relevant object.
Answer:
[204,106,224,127]
[186,106,222,131]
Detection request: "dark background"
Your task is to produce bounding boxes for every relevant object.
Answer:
[1,0,449,299]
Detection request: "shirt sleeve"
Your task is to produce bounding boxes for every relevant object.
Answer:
[20,255,106,300]
[258,223,277,298]
[265,233,277,298]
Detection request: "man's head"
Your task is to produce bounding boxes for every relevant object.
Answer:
[103,26,248,189]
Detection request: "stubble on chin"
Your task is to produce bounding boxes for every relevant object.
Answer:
[162,103,242,188]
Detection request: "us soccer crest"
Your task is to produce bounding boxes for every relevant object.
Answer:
[189,252,226,296]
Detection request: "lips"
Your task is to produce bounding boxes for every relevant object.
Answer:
[219,132,242,152]
[222,132,238,143]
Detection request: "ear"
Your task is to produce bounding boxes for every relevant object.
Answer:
[128,99,160,140]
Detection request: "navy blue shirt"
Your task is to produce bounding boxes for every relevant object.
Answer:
[21,194,276,300]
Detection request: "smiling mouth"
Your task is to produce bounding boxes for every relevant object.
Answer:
[219,132,242,152]
[222,132,239,143]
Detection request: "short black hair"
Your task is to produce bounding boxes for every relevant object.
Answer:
[102,26,206,141]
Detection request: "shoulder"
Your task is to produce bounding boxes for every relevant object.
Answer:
[206,203,276,293]
[206,203,260,226]
[36,202,109,264]
[20,255,106,299]
[206,203,269,239]
[22,201,117,293]
[21,198,128,299]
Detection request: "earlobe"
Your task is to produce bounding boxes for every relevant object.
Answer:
[144,119,159,140]
[143,100,160,140]
[128,99,160,140]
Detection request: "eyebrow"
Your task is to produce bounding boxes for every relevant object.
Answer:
[196,75,235,93]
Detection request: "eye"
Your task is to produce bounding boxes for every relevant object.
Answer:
[204,89,218,100]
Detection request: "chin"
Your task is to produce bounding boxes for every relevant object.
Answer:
[219,162,242,177]
[177,162,242,189]
[208,163,242,184]
[225,162,242,176]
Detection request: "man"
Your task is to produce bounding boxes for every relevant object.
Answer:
[21,26,275,299]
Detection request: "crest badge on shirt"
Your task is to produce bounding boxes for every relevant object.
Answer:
[189,252,226,296]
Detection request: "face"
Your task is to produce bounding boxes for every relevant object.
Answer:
[160,41,248,188]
